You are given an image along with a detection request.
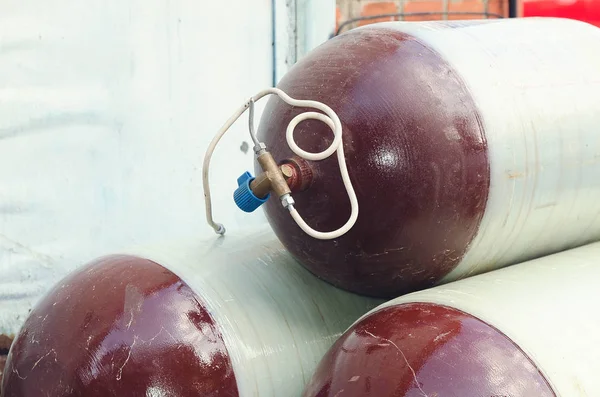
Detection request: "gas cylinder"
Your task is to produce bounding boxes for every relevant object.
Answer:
[303,241,600,396]
[255,17,600,298]
[0,228,381,396]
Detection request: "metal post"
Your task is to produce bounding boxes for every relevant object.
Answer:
[509,0,518,17]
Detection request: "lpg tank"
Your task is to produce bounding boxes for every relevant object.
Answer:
[0,228,381,396]
[303,241,600,396]
[257,17,600,298]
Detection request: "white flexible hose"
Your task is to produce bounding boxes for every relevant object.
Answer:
[203,102,250,235]
[202,87,359,240]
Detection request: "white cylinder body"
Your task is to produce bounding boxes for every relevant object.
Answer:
[1,227,381,396]
[304,241,600,396]
[259,17,600,297]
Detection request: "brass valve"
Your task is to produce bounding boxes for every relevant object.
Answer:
[233,148,313,213]
[250,151,293,199]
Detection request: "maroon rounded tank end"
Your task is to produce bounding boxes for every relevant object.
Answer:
[303,302,556,397]
[1,255,238,397]
[257,26,490,298]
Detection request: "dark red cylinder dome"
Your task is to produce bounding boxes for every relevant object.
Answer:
[303,303,556,396]
[1,255,237,396]
[257,27,489,298]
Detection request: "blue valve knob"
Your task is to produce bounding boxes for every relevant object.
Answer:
[234,171,270,213]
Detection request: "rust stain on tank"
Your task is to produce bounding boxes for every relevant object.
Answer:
[507,170,525,179]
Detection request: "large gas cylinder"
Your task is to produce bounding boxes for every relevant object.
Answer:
[257,17,600,298]
[303,241,600,396]
[0,228,381,396]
